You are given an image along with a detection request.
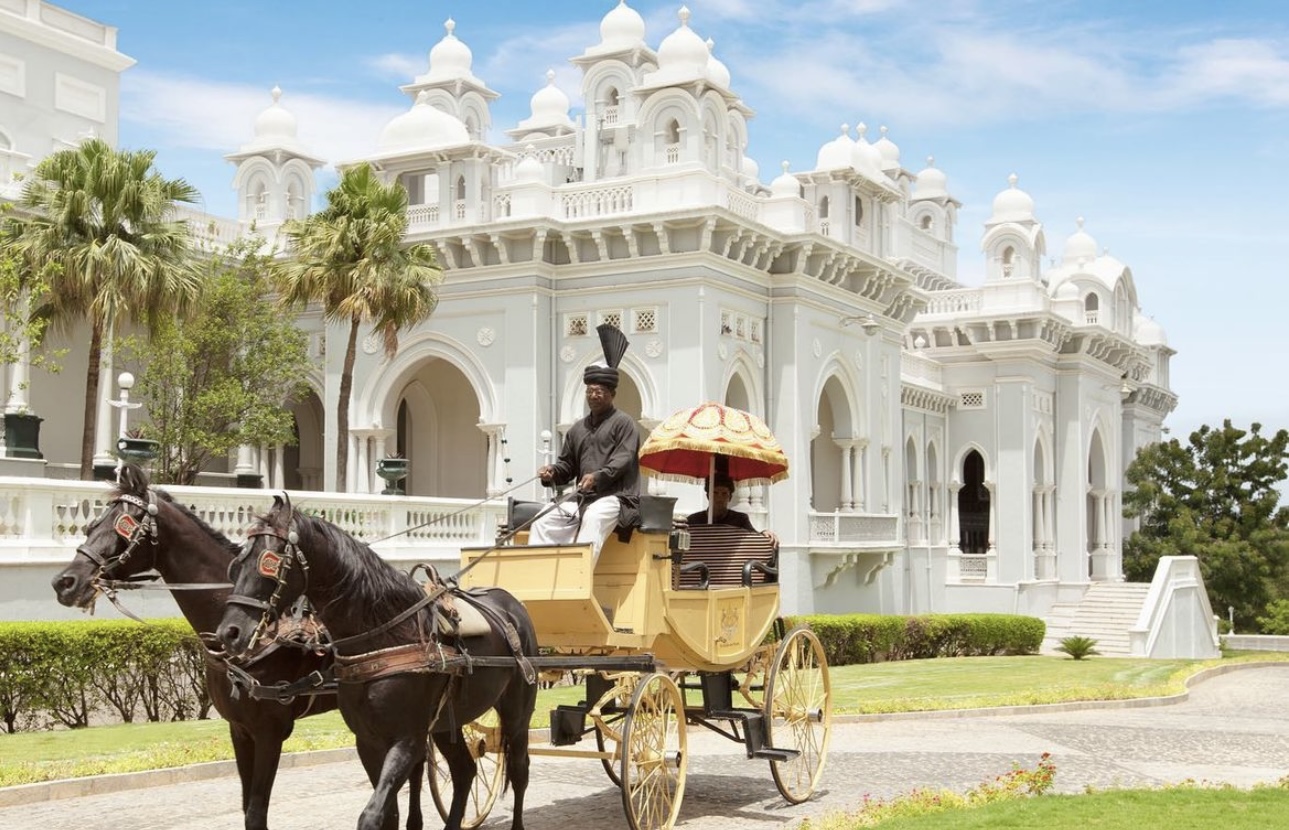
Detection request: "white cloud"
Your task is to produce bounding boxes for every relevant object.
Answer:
[121,71,404,166]
[366,52,424,82]
[1167,38,1289,107]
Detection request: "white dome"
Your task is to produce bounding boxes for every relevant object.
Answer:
[514,149,544,184]
[815,124,853,171]
[657,6,709,76]
[873,125,900,172]
[911,156,948,200]
[427,19,473,81]
[706,38,731,88]
[598,0,647,50]
[379,91,470,154]
[527,70,573,128]
[1054,279,1080,301]
[253,86,297,144]
[1134,313,1168,346]
[1062,217,1098,266]
[850,122,885,178]
[741,155,760,185]
[770,161,800,198]
[989,173,1036,224]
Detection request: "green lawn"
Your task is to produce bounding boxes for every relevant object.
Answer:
[0,652,1284,789]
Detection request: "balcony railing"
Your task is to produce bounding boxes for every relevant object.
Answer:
[807,511,900,546]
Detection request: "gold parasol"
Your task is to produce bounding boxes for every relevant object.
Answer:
[639,402,789,486]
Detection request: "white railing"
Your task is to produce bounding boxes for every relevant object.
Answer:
[922,288,982,316]
[901,351,943,388]
[407,204,441,229]
[725,187,761,222]
[0,476,506,554]
[665,143,681,164]
[807,511,899,545]
[173,205,245,249]
[1085,310,1099,326]
[561,183,634,219]
[601,106,620,126]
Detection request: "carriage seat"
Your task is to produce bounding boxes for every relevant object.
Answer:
[676,524,778,589]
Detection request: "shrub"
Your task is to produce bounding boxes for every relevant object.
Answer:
[786,613,1045,666]
[1256,599,1289,635]
[1056,635,1100,660]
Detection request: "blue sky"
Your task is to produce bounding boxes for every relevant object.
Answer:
[58,0,1289,442]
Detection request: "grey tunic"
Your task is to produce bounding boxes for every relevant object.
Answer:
[547,406,641,529]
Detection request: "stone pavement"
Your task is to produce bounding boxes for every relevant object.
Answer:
[2,664,1287,829]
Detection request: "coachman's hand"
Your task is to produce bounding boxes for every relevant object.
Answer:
[577,472,597,492]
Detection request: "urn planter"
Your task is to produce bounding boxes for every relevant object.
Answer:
[2,412,43,459]
[376,457,408,495]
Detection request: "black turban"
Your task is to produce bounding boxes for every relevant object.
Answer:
[583,364,619,389]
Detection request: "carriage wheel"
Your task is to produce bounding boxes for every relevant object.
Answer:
[427,707,505,829]
[764,626,832,804]
[595,712,625,786]
[620,673,688,830]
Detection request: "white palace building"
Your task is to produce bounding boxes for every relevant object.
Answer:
[0,2,1218,656]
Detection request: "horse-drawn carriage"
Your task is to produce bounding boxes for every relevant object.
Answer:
[53,403,831,830]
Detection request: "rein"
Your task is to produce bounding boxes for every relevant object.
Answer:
[366,473,542,544]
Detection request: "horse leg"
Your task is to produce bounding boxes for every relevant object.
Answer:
[432,729,476,830]
[229,725,257,822]
[244,732,287,830]
[503,710,533,830]
[356,737,423,830]
[405,758,424,830]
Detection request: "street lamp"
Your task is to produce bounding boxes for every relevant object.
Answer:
[108,371,142,476]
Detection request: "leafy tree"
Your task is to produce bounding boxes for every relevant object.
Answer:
[3,138,201,478]
[119,240,311,485]
[1123,420,1289,631]
[0,243,60,407]
[274,162,440,491]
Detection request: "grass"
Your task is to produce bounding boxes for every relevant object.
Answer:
[1,651,1285,789]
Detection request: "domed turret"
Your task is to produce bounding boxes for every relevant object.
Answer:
[598,0,647,51]
[1062,217,1098,266]
[911,156,949,201]
[706,38,731,88]
[426,19,474,82]
[770,161,800,198]
[1134,312,1168,347]
[873,125,900,173]
[850,122,885,179]
[656,7,708,75]
[252,86,297,145]
[741,154,760,187]
[815,124,853,171]
[379,90,470,154]
[521,69,574,132]
[514,147,544,184]
[988,173,1036,224]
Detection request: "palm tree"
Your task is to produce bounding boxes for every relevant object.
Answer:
[4,138,201,479]
[275,163,441,491]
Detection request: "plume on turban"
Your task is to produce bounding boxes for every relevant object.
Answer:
[583,324,629,389]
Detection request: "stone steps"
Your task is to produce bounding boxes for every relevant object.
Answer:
[1042,583,1151,656]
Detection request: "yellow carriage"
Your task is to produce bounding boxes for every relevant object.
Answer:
[444,404,832,830]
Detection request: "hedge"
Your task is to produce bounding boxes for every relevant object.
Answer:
[785,613,1045,665]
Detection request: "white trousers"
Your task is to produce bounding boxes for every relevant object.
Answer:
[528,496,621,560]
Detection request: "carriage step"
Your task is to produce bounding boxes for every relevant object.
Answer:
[751,747,800,762]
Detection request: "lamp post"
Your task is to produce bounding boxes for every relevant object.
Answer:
[107,371,143,476]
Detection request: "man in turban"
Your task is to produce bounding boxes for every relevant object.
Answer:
[530,325,640,560]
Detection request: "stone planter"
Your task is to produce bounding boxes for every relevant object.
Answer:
[376,457,408,495]
[116,436,160,464]
[2,412,43,459]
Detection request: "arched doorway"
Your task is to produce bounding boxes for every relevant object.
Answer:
[393,359,486,499]
[286,389,325,491]
[958,449,989,553]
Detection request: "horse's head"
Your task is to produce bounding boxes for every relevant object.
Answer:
[52,463,161,609]
[217,493,308,659]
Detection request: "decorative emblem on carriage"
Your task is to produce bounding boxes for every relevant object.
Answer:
[719,606,741,645]
[477,327,496,347]
[362,332,380,355]
[560,346,577,363]
[645,339,663,358]
[258,550,283,578]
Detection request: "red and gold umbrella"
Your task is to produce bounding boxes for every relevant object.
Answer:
[639,402,789,486]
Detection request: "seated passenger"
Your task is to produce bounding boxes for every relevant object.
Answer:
[686,473,779,550]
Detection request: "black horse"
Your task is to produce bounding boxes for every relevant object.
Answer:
[49,465,427,830]
[217,494,538,830]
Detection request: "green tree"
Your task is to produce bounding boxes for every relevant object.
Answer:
[274,162,440,491]
[1122,420,1289,631]
[4,138,201,479]
[0,244,59,405]
[120,240,312,485]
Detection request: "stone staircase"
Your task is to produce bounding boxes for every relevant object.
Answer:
[1041,582,1152,656]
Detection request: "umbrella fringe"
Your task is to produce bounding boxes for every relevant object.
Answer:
[641,470,786,487]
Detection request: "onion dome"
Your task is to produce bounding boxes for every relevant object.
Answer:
[524,69,574,130]
[1134,313,1168,347]
[815,124,854,171]
[873,125,901,173]
[1062,217,1098,266]
[251,86,298,147]
[850,122,885,178]
[706,38,731,88]
[379,90,470,154]
[514,147,544,183]
[988,173,1036,224]
[911,156,949,200]
[598,0,647,51]
[770,161,800,198]
[426,19,473,81]
[656,6,709,76]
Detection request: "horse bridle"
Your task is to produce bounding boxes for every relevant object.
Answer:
[78,491,161,585]
[226,522,310,656]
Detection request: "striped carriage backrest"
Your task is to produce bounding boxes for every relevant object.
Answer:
[677,524,777,589]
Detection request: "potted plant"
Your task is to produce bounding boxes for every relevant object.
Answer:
[376,456,409,495]
[116,428,160,463]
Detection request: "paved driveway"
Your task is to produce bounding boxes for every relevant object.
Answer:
[3,665,1287,829]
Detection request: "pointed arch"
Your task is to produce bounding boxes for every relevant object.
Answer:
[558,350,659,426]
[719,350,763,416]
[358,330,498,427]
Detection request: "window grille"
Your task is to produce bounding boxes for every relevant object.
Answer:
[598,310,622,330]
[633,308,657,333]
[566,314,589,337]
[959,390,986,410]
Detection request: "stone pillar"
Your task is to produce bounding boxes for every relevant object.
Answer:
[835,438,856,511]
[947,480,962,555]
[478,423,506,498]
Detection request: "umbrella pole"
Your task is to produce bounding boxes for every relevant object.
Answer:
[707,455,715,524]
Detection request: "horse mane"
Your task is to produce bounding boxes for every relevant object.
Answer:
[293,510,425,638]
[108,467,242,559]
[153,490,242,558]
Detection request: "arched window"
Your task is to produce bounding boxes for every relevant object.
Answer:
[1084,292,1099,325]
[665,119,681,144]
[919,214,933,231]
[455,175,466,201]
[607,87,619,107]
[959,450,990,554]
[854,196,864,225]
[818,195,830,219]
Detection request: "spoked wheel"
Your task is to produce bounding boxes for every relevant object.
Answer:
[595,711,626,786]
[620,673,688,830]
[427,707,505,829]
[764,625,832,804]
